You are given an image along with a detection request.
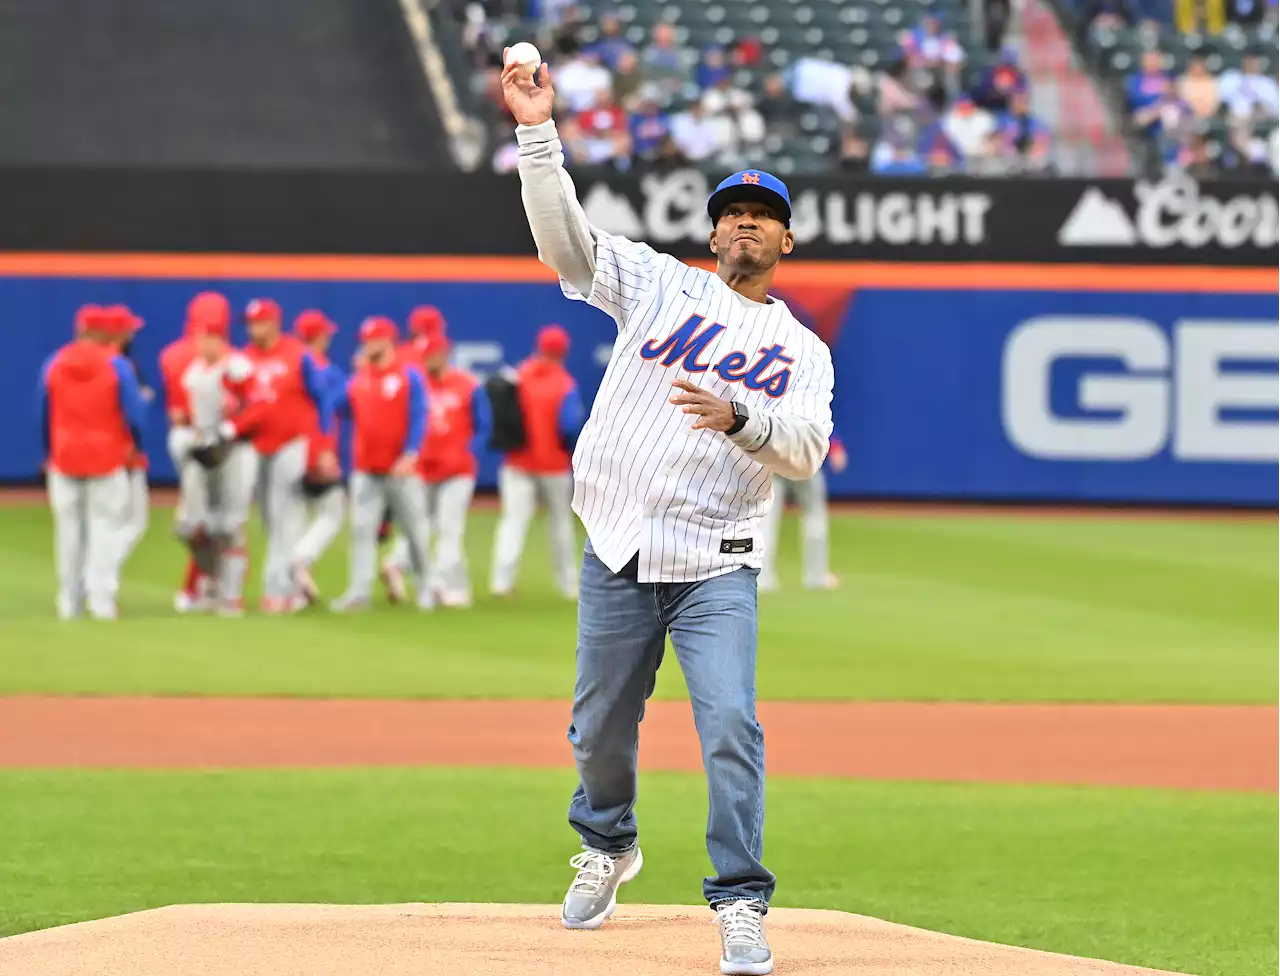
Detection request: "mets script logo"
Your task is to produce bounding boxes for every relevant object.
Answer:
[639,314,793,397]
[741,172,761,185]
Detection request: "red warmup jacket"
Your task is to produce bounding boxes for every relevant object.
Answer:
[419,368,480,482]
[344,360,428,476]
[159,335,197,422]
[507,357,575,475]
[41,341,137,478]
[233,335,321,456]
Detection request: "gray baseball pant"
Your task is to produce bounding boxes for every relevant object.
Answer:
[250,438,310,600]
[117,468,149,566]
[346,471,431,601]
[294,485,346,569]
[490,466,577,598]
[759,470,830,590]
[387,475,475,598]
[48,468,129,616]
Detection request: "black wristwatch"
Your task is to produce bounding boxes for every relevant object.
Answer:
[726,400,749,436]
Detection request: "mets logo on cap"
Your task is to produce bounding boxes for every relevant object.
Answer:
[740,172,761,184]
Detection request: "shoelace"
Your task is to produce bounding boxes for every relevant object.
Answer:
[568,850,618,897]
[716,900,767,947]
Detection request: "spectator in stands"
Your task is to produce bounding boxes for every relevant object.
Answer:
[1218,120,1276,175]
[983,0,1012,53]
[1176,55,1221,120]
[613,49,645,106]
[733,36,765,69]
[670,101,726,161]
[838,124,871,172]
[942,95,997,165]
[555,45,613,113]
[918,117,965,173]
[1127,48,1174,138]
[791,56,859,122]
[757,72,803,138]
[899,15,965,95]
[972,46,1029,113]
[994,90,1052,171]
[871,114,926,174]
[575,90,633,167]
[878,58,926,116]
[702,75,767,151]
[640,23,689,96]
[589,12,635,70]
[552,5,588,52]
[696,47,734,90]
[1219,53,1280,120]
[629,90,673,162]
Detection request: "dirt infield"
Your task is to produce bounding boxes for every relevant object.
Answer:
[2,697,1274,790]
[0,903,1191,976]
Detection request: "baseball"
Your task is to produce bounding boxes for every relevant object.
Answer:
[505,41,542,77]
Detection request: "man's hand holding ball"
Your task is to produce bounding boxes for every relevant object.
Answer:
[501,43,554,126]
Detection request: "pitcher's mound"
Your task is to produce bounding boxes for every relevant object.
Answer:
[0,903,1187,976]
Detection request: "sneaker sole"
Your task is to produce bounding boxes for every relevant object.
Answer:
[721,958,774,976]
[560,848,644,930]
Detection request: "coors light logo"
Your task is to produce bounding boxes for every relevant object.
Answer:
[581,170,992,247]
[1057,174,1279,250]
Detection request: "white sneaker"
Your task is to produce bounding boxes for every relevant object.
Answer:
[87,602,118,621]
[715,900,773,975]
[561,847,643,930]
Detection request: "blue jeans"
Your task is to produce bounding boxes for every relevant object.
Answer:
[567,541,775,908]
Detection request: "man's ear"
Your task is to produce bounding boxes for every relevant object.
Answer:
[708,227,718,255]
[780,230,795,255]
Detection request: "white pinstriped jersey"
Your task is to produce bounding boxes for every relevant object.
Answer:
[563,232,835,583]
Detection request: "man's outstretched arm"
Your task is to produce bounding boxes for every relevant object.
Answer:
[504,58,596,297]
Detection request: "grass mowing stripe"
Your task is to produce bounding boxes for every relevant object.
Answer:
[0,768,1273,976]
[0,507,1274,702]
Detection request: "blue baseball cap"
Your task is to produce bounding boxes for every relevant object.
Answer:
[707,169,792,227]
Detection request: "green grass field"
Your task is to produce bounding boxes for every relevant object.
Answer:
[1,501,1275,975]
[0,505,1275,702]
[0,768,1274,976]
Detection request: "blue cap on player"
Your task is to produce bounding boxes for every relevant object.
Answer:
[707,169,792,228]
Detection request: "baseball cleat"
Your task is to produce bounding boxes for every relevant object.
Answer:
[438,589,473,609]
[87,602,119,621]
[259,596,288,615]
[561,846,643,930]
[715,900,773,975]
[216,599,245,618]
[293,564,319,604]
[329,592,371,613]
[379,562,407,605]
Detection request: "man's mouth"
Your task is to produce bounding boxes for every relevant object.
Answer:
[733,233,760,245]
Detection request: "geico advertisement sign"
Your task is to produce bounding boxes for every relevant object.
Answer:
[1003,317,1279,463]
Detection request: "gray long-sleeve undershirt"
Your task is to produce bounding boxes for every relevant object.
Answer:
[515,119,831,481]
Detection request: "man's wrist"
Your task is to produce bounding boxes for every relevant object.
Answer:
[726,408,770,453]
[515,119,558,145]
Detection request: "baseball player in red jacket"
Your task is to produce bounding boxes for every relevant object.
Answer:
[490,325,585,599]
[330,316,432,611]
[227,299,329,613]
[290,310,347,603]
[162,291,227,612]
[382,319,492,608]
[40,305,149,619]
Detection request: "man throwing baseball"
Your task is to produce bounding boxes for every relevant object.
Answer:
[502,52,834,976]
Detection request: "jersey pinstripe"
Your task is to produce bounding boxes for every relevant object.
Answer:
[562,232,835,583]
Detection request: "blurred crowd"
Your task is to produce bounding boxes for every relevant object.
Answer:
[457,0,1279,178]
[1077,0,1279,175]
[462,2,1053,176]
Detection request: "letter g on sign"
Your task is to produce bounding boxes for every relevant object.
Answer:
[1002,317,1170,461]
